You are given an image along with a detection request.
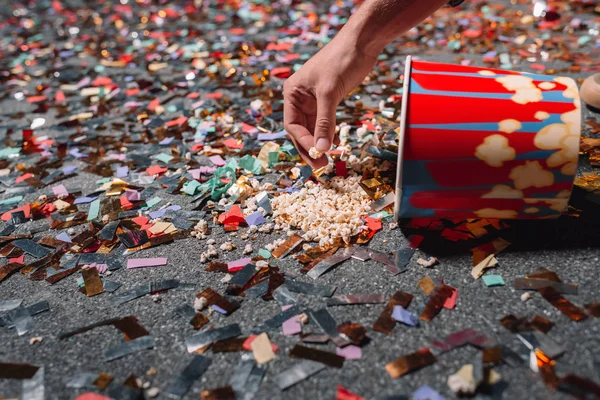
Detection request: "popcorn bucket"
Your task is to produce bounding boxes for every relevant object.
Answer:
[394,56,581,220]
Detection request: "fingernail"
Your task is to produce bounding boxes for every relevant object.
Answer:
[316,138,330,152]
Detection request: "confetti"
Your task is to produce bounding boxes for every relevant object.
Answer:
[538,287,588,322]
[385,348,437,379]
[165,355,212,399]
[373,291,413,335]
[273,360,326,391]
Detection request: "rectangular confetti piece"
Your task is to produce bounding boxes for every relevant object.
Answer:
[165,355,212,399]
[373,291,414,335]
[385,348,437,379]
[185,324,242,353]
[103,335,154,361]
[308,308,348,347]
[82,268,104,296]
[538,287,588,322]
[284,280,336,297]
[127,257,168,269]
[252,305,303,334]
[513,278,578,295]
[271,234,303,259]
[273,360,326,391]
[289,344,344,368]
[307,247,355,279]
[12,239,50,258]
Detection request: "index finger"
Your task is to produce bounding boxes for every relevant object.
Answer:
[284,100,314,153]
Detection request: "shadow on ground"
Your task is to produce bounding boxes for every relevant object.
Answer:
[400,187,600,257]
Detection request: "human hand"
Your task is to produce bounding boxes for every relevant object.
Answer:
[283,32,378,168]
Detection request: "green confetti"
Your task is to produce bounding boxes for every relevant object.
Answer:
[184,180,201,195]
[96,177,112,185]
[268,151,279,166]
[87,199,100,221]
[145,197,162,209]
[239,155,263,175]
[578,36,591,46]
[155,153,174,164]
[0,147,20,159]
[197,159,238,201]
[0,196,23,206]
[369,210,393,220]
[482,275,505,287]
[258,249,271,259]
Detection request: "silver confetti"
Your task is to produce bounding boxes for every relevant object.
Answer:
[251,305,303,334]
[308,308,349,347]
[103,335,154,361]
[284,280,336,297]
[21,366,44,400]
[272,285,298,306]
[111,284,151,306]
[8,306,34,336]
[66,372,98,389]
[307,247,355,280]
[273,360,325,390]
[165,355,212,399]
[0,299,22,312]
[185,324,242,353]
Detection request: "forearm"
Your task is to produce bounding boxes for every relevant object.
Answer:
[340,0,449,56]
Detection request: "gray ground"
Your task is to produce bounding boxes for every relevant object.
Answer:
[1,4,600,400]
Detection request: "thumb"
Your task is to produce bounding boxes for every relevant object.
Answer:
[314,94,337,153]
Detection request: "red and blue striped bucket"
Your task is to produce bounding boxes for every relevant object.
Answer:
[394,57,581,220]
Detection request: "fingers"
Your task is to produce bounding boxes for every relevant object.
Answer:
[284,86,313,154]
[313,93,337,153]
[287,134,328,169]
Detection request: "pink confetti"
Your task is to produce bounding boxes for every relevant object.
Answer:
[227,257,252,272]
[125,189,141,201]
[188,169,201,179]
[127,257,168,269]
[209,155,226,166]
[282,305,302,336]
[83,264,108,274]
[336,345,362,360]
[52,184,68,197]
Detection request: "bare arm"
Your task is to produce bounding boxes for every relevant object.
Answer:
[347,0,450,57]
[284,0,449,168]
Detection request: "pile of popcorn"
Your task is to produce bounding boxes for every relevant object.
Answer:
[271,175,372,246]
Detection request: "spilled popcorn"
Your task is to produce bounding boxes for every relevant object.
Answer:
[271,175,371,246]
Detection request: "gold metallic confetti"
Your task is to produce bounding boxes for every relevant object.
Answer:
[385,348,437,379]
[82,267,104,297]
[373,291,413,335]
[538,287,588,322]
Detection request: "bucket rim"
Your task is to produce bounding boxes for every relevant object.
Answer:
[393,55,412,220]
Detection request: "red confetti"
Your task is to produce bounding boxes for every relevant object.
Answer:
[15,173,34,184]
[336,386,365,400]
[364,216,382,232]
[146,165,167,176]
[335,161,348,177]
[55,91,66,102]
[9,255,25,265]
[218,205,246,226]
[165,115,187,127]
[1,205,31,222]
[223,137,243,149]
[443,287,458,309]
[270,67,291,78]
